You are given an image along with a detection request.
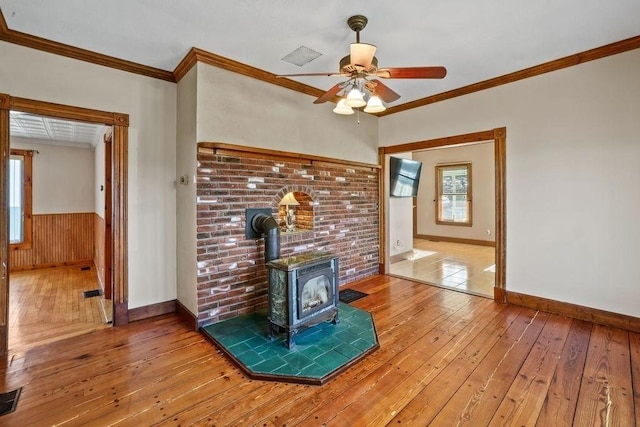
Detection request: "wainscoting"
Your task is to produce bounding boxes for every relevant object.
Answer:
[10,212,94,271]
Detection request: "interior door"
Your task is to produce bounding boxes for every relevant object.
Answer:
[0,96,10,357]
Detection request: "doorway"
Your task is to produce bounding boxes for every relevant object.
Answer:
[0,93,130,357]
[379,128,506,301]
[8,111,112,352]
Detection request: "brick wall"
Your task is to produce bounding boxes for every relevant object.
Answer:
[196,145,380,326]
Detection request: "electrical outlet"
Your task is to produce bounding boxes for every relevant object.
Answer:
[486,229,491,235]
[396,239,401,247]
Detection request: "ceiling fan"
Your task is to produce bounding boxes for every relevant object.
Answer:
[277,15,447,114]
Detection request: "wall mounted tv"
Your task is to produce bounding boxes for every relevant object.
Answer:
[389,156,422,197]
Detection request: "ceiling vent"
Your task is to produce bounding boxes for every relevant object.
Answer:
[281,46,322,67]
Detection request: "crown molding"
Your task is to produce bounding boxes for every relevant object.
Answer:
[173,47,332,102]
[173,48,199,82]
[0,6,8,32]
[1,7,638,114]
[0,8,175,82]
[379,35,640,116]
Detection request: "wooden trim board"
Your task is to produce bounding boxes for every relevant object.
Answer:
[507,290,640,333]
[10,259,93,273]
[128,300,176,323]
[198,142,380,170]
[175,300,198,331]
[414,234,495,247]
[0,97,9,357]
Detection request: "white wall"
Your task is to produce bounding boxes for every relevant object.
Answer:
[0,41,178,310]
[413,143,495,241]
[10,137,95,214]
[380,49,640,318]
[387,153,414,257]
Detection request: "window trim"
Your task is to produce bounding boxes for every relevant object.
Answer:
[9,149,33,250]
[435,162,473,227]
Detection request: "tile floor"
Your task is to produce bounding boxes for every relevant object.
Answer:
[201,303,378,384]
[389,239,495,298]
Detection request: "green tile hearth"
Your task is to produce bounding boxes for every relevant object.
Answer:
[201,303,379,385]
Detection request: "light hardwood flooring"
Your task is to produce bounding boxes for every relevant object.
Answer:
[2,274,639,426]
[390,238,495,298]
[8,266,110,356]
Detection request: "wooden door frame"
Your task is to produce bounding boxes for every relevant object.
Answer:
[104,133,113,300]
[0,93,129,357]
[378,127,507,302]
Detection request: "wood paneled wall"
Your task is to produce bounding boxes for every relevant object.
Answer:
[10,213,94,271]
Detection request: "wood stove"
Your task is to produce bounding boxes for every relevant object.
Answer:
[266,252,339,348]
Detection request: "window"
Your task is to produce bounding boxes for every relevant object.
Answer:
[9,149,33,249]
[435,162,472,226]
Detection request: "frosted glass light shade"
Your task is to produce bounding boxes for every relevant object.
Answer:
[363,95,386,113]
[345,88,366,108]
[333,99,354,115]
[350,43,377,68]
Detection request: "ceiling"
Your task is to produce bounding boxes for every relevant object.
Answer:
[1,1,639,110]
[10,111,106,148]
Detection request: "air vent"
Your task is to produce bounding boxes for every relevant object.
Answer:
[281,46,322,67]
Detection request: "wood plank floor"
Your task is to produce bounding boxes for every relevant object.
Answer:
[8,266,109,355]
[1,275,638,426]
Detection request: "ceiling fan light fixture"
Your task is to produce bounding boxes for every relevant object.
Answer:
[345,87,366,108]
[363,95,386,113]
[333,99,355,115]
[350,42,377,69]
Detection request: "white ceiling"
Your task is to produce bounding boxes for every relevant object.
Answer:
[10,111,106,148]
[1,1,639,108]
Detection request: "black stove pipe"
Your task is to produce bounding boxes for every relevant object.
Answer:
[251,213,281,262]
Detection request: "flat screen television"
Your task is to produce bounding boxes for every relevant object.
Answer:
[389,156,422,197]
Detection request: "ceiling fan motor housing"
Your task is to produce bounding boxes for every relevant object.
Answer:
[340,55,378,74]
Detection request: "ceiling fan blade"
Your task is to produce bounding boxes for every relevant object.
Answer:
[313,83,343,104]
[350,43,377,69]
[276,72,345,78]
[377,66,447,79]
[368,80,401,103]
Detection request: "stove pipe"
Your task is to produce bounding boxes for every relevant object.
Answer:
[251,213,281,262]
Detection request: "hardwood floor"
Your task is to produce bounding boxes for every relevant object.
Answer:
[1,275,638,426]
[8,266,109,355]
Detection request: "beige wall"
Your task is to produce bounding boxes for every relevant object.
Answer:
[413,142,495,242]
[10,137,95,214]
[176,66,198,315]
[380,49,640,318]
[1,40,178,309]
[195,63,379,164]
